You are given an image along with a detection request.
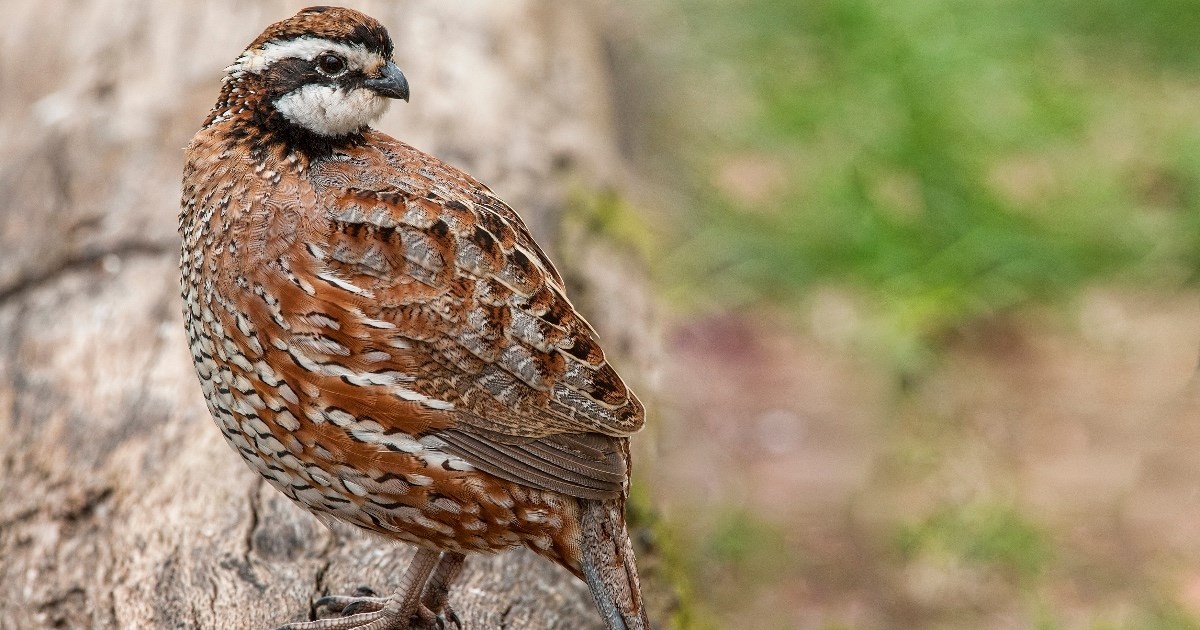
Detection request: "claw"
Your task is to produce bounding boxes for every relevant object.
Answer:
[353,586,379,598]
[411,602,462,630]
[313,594,389,616]
[413,604,438,629]
[314,595,343,612]
[342,601,377,616]
[414,603,461,630]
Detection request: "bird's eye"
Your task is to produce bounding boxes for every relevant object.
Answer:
[316,53,346,76]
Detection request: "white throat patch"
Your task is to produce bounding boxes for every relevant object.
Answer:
[273,85,391,137]
[226,36,392,137]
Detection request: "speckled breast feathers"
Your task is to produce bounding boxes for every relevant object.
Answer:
[179,6,644,566]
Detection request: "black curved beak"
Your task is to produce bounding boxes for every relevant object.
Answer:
[365,62,409,101]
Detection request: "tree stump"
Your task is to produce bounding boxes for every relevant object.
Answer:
[0,2,659,628]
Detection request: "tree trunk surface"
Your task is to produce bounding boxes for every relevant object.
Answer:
[0,2,659,628]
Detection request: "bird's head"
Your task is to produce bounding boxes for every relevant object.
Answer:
[219,6,408,139]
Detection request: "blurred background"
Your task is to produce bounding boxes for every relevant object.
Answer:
[4,0,1200,628]
[616,0,1200,628]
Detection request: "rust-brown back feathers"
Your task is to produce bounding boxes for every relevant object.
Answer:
[180,6,651,629]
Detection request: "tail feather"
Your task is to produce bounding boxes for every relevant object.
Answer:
[579,498,652,630]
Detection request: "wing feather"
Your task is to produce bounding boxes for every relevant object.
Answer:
[436,429,625,500]
[301,132,644,497]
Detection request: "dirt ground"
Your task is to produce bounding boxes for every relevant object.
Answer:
[648,287,1200,629]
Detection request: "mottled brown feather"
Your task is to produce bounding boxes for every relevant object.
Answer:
[183,123,642,506]
[180,9,650,627]
[303,134,645,495]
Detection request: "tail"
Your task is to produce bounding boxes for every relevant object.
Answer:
[578,498,652,630]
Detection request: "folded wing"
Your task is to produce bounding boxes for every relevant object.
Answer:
[297,133,644,498]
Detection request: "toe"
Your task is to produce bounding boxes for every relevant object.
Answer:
[276,609,388,630]
[410,603,460,630]
[314,594,388,616]
[445,607,462,630]
[342,600,383,616]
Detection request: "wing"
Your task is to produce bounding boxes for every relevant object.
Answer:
[293,132,644,498]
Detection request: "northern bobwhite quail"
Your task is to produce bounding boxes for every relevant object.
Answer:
[179,6,650,630]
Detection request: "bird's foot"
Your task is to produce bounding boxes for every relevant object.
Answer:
[276,589,432,630]
[314,586,390,617]
[415,551,465,630]
[274,605,453,630]
[412,603,461,630]
[275,607,403,630]
[276,550,443,630]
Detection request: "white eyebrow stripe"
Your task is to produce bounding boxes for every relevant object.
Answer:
[231,37,380,74]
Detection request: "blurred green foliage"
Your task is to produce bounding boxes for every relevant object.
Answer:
[679,507,799,628]
[896,502,1051,583]
[661,0,1200,363]
[1086,600,1200,630]
[626,480,721,630]
[704,508,793,578]
[633,1,1200,626]
[1131,602,1200,630]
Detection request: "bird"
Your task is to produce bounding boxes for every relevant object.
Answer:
[179,6,651,630]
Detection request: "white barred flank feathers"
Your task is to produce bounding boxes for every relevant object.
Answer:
[316,270,375,297]
[347,427,416,451]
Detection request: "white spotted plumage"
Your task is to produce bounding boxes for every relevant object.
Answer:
[181,7,651,630]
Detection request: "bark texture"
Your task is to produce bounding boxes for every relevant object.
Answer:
[0,1,659,628]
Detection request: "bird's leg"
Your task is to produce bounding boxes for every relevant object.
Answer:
[277,548,441,630]
[415,552,466,629]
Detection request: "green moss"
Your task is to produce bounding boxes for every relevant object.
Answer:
[703,508,792,579]
[626,480,721,630]
[1134,601,1200,630]
[564,186,657,260]
[896,502,1052,583]
[627,484,801,628]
